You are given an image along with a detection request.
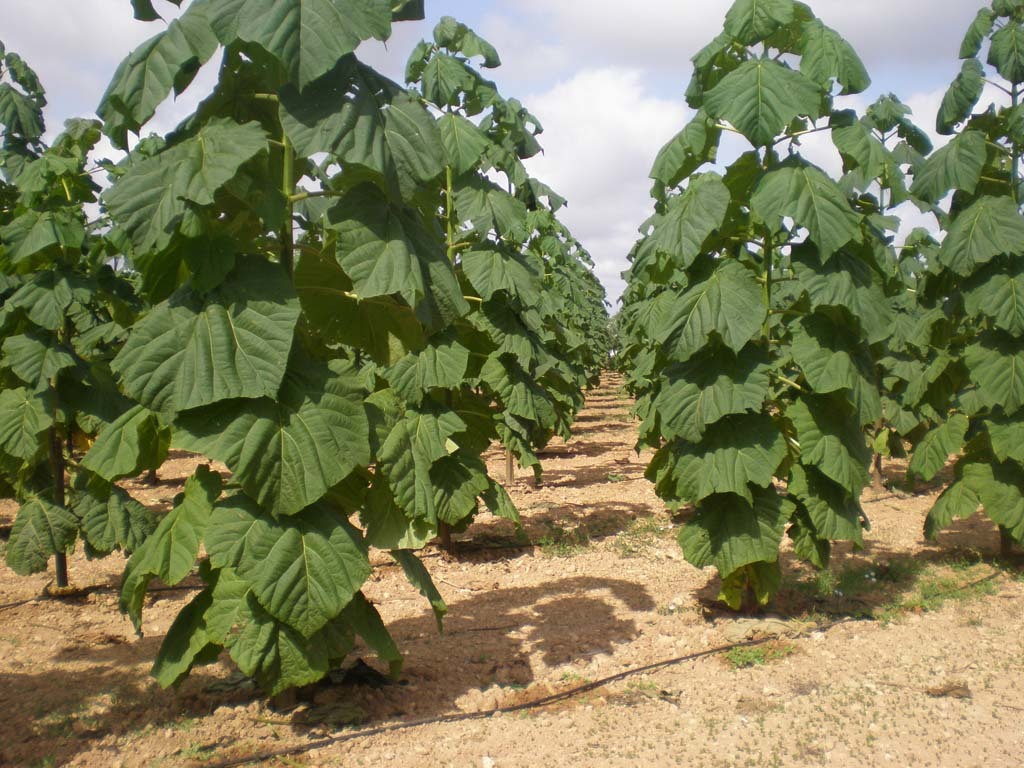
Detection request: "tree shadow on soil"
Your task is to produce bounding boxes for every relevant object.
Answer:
[328,575,656,725]
[0,632,255,767]
[445,500,658,562]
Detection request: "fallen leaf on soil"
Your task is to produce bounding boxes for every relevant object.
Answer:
[926,680,972,699]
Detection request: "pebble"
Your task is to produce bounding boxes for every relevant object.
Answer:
[482,757,496,768]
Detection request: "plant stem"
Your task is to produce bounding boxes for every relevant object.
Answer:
[1012,84,1020,206]
[506,448,515,486]
[281,135,295,277]
[445,165,456,263]
[49,427,69,589]
[762,233,773,340]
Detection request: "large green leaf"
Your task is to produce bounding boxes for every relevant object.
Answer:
[439,112,490,176]
[71,470,158,556]
[104,119,268,253]
[989,21,1024,83]
[703,59,822,147]
[788,464,863,544]
[385,330,469,404]
[655,413,786,504]
[910,131,985,204]
[151,588,221,689]
[454,175,530,241]
[791,314,881,425]
[175,357,370,517]
[98,3,219,149]
[205,496,371,638]
[937,59,984,135]
[0,82,43,140]
[461,245,542,306]
[751,164,860,259]
[986,417,1024,462]
[378,405,465,523]
[658,259,764,361]
[113,257,298,416]
[279,60,444,199]
[791,247,891,344]
[327,185,469,327]
[650,112,722,190]
[5,496,79,576]
[140,465,220,585]
[789,394,871,495]
[391,550,446,631]
[799,19,870,95]
[961,8,995,58]
[293,249,425,366]
[963,263,1024,335]
[120,466,221,628]
[210,0,392,89]
[937,196,1024,276]
[831,118,888,180]
[963,461,1024,541]
[655,344,770,443]
[4,272,83,331]
[1,331,76,390]
[0,210,86,269]
[224,592,331,696]
[0,387,52,461]
[677,485,791,576]
[908,414,968,481]
[723,0,795,44]
[82,405,169,481]
[925,477,981,540]
[642,173,731,270]
[964,332,1024,414]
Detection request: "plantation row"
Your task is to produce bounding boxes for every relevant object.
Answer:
[0,0,609,695]
[619,0,1024,607]
[2,0,1023,700]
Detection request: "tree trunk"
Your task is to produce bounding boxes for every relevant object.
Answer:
[49,427,69,589]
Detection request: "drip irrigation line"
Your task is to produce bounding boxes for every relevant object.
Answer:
[205,616,862,768]
[0,583,203,613]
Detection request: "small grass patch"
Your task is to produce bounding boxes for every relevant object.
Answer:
[724,642,796,669]
[877,567,999,623]
[537,523,590,557]
[605,472,628,483]
[613,516,668,558]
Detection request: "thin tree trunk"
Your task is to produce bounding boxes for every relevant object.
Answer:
[49,427,69,589]
[505,448,514,486]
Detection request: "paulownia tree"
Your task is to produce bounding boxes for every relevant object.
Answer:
[84,0,605,696]
[0,44,157,588]
[907,0,1024,555]
[624,0,902,608]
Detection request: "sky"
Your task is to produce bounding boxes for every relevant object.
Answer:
[3,0,988,304]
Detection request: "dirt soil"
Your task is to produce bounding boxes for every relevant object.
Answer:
[1,373,1023,768]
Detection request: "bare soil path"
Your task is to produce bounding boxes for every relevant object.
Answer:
[1,373,1022,767]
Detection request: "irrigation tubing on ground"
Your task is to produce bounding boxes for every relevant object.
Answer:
[204,616,864,768]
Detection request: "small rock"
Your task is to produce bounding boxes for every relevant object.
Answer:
[482,757,496,768]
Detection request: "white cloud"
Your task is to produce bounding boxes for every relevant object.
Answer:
[522,68,687,304]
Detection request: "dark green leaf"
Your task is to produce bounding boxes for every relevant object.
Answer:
[908,414,968,481]
[175,357,370,517]
[658,260,764,361]
[104,119,268,252]
[937,59,984,135]
[751,164,860,259]
[910,130,985,204]
[800,19,870,95]
[677,485,791,576]
[5,496,78,576]
[703,59,822,147]
[937,196,1024,275]
[113,257,299,416]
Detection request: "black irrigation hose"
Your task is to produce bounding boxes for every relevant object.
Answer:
[0,583,204,613]
[205,616,863,768]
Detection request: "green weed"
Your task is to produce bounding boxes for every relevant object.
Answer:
[724,642,796,669]
[537,523,590,557]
